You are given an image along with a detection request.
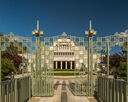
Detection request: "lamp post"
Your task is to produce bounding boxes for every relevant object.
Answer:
[0,37,1,97]
[123,37,128,99]
[107,40,110,76]
[120,37,128,97]
[127,38,128,98]
[32,20,44,76]
[84,20,96,96]
[32,20,44,95]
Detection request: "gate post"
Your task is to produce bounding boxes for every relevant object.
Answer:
[107,40,110,76]
[85,20,96,96]
[126,37,128,100]
[0,37,1,100]
[32,20,44,96]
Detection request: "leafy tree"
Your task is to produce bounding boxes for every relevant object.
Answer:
[100,52,126,74]
[0,32,3,36]
[1,58,15,78]
[109,52,126,72]
[1,32,29,77]
[5,41,28,54]
[121,42,128,54]
[2,51,22,71]
[1,32,28,54]
[118,62,127,76]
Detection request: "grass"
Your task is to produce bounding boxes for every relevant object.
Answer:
[54,73,79,76]
[54,69,75,71]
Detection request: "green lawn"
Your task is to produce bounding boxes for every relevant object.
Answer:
[54,73,79,76]
[54,69,75,71]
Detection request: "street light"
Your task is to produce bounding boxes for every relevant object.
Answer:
[32,20,44,37]
[32,20,44,75]
[84,20,96,96]
[84,21,96,37]
[32,20,44,95]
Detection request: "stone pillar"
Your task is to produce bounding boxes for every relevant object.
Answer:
[66,61,67,69]
[61,61,62,69]
[58,45,59,50]
[69,43,70,50]
[56,61,57,69]
[70,61,72,69]
[60,45,61,50]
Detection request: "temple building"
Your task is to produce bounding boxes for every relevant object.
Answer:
[25,32,100,71]
[43,32,100,70]
[53,35,77,69]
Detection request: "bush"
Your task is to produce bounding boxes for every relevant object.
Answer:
[100,52,126,73]
[118,62,126,77]
[2,51,22,70]
[1,58,15,78]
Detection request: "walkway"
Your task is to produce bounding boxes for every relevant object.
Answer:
[28,79,90,102]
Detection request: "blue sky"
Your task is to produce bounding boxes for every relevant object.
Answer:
[0,0,128,38]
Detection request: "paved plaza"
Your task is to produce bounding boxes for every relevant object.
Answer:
[28,78,93,102]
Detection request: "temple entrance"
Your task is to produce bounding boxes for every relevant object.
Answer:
[62,61,65,69]
[54,61,75,69]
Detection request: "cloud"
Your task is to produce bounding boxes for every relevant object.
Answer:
[119,29,128,37]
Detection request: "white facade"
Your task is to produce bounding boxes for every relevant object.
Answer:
[47,33,100,70]
[25,33,101,71]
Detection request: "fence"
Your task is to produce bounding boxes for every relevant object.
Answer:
[98,76,127,102]
[1,76,31,102]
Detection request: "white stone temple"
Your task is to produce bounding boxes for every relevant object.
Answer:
[25,32,101,71]
[44,32,100,70]
[53,35,78,69]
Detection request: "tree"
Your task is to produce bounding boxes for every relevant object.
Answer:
[121,42,128,54]
[1,32,28,54]
[1,58,15,78]
[100,52,126,74]
[5,40,28,54]
[2,51,22,72]
[118,62,127,76]
[1,32,29,77]
[0,32,3,36]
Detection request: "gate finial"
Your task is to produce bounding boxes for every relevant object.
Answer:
[89,20,92,30]
[37,20,39,30]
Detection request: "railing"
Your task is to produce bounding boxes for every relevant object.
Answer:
[97,76,127,102]
[1,76,31,102]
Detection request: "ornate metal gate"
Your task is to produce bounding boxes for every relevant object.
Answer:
[31,22,54,97]
[73,37,88,96]
[31,41,54,97]
[1,20,127,101]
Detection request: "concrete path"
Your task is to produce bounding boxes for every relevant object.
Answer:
[65,80,89,102]
[28,79,90,102]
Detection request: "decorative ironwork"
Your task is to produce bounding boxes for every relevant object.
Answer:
[0,20,128,101]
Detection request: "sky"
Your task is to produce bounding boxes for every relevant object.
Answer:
[0,0,128,38]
